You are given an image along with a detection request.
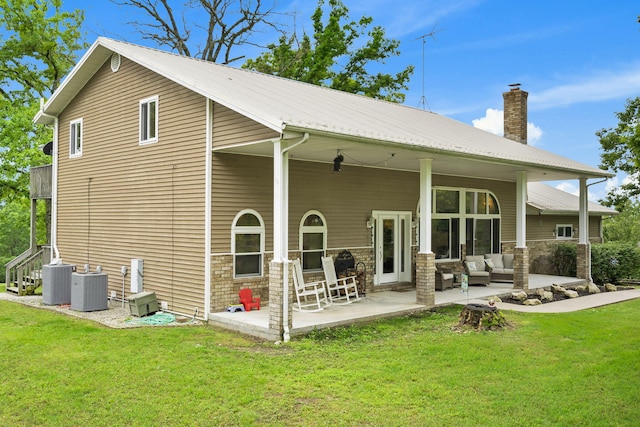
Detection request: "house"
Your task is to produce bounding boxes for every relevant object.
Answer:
[32,37,612,340]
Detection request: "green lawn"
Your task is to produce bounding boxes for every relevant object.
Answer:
[1,297,639,426]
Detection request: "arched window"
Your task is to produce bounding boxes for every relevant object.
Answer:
[232,210,264,278]
[299,211,327,271]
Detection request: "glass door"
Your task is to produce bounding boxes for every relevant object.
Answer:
[373,211,412,285]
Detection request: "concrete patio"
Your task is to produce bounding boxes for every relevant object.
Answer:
[209,274,587,340]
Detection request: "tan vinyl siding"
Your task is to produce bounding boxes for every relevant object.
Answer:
[212,103,279,148]
[526,215,602,241]
[56,57,207,315]
[210,156,520,253]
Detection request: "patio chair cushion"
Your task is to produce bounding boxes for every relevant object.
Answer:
[503,254,514,269]
[484,253,504,269]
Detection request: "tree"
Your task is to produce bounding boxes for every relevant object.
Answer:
[597,97,640,209]
[242,0,414,102]
[111,0,283,64]
[0,0,86,202]
[602,199,640,244]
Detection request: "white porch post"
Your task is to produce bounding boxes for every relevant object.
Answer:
[579,178,589,245]
[416,159,434,306]
[273,140,287,262]
[516,172,527,248]
[577,177,591,282]
[514,171,529,289]
[270,140,291,341]
[419,159,432,254]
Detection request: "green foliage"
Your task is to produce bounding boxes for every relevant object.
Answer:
[0,200,30,266]
[602,199,640,244]
[551,243,577,277]
[0,0,87,202]
[597,97,640,209]
[243,0,413,102]
[591,243,640,284]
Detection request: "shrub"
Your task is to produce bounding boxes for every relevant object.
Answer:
[551,243,577,277]
[591,243,640,284]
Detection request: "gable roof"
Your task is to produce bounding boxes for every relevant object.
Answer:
[36,37,612,183]
[527,182,617,215]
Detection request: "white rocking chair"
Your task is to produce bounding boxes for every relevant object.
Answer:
[291,258,330,312]
[321,256,361,305]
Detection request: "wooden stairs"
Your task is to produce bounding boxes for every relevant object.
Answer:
[5,246,49,296]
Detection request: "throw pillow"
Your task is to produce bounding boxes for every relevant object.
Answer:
[485,259,495,269]
[466,261,477,271]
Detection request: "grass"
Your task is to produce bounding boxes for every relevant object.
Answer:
[1,297,639,426]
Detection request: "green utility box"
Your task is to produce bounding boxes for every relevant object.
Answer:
[127,291,159,317]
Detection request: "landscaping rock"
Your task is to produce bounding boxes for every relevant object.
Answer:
[523,298,542,306]
[564,290,579,298]
[541,291,554,301]
[587,282,601,294]
[605,283,617,292]
[551,284,566,294]
[511,291,528,302]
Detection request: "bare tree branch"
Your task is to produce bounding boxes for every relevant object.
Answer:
[113,0,284,63]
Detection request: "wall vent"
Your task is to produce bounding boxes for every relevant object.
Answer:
[110,53,121,72]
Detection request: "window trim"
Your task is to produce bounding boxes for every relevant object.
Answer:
[231,209,265,278]
[299,210,327,272]
[555,224,573,240]
[69,118,83,158]
[139,95,158,145]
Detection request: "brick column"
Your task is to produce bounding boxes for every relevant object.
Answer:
[576,243,590,281]
[268,261,292,340]
[513,247,529,290]
[415,252,435,306]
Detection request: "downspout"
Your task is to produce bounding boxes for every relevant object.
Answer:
[278,132,309,343]
[204,99,213,320]
[37,99,61,264]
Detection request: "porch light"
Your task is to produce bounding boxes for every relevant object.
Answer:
[333,151,344,172]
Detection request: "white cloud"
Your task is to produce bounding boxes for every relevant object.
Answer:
[472,108,543,145]
[529,64,640,110]
[472,108,503,135]
[554,182,600,203]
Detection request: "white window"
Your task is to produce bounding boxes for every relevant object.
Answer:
[419,187,502,260]
[556,224,573,239]
[69,118,83,157]
[232,210,264,278]
[300,211,327,271]
[139,96,158,144]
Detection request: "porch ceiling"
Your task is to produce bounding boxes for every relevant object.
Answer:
[213,132,605,183]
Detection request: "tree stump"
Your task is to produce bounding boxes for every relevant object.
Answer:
[458,303,506,330]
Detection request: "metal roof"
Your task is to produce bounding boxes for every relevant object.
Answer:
[36,37,613,183]
[527,182,617,215]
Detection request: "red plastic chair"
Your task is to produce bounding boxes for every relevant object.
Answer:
[239,288,260,311]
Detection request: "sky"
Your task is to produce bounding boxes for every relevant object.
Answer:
[63,0,640,202]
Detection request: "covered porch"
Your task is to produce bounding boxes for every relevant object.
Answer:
[209,274,584,340]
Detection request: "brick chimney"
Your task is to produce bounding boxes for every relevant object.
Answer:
[503,84,528,144]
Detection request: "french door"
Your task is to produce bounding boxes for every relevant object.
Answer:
[373,211,412,285]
